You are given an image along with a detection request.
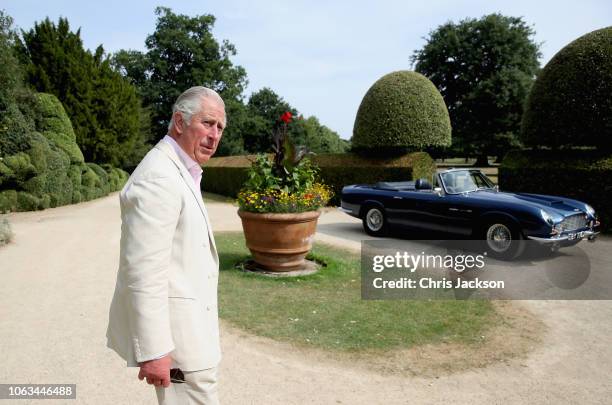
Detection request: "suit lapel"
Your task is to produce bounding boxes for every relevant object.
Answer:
[154,141,218,260]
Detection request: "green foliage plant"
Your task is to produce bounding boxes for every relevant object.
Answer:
[237,112,331,213]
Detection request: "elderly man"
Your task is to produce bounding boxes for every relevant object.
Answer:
[106,86,225,404]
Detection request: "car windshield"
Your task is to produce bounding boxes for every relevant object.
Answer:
[440,170,495,194]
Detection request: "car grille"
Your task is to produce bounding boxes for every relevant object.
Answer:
[559,214,588,232]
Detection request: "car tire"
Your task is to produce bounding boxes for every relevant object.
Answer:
[362,206,388,236]
[482,221,525,260]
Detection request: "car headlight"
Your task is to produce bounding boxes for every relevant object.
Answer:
[585,204,596,217]
[540,209,555,226]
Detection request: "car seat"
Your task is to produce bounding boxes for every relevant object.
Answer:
[415,178,432,190]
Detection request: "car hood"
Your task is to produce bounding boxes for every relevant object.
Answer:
[466,190,586,218]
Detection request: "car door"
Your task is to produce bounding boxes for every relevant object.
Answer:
[407,192,452,233]
[435,193,476,235]
[392,178,457,234]
[389,190,422,229]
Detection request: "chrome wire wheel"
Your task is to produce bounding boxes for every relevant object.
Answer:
[486,223,512,253]
[366,208,384,232]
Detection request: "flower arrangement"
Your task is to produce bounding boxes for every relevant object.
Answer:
[237,112,332,213]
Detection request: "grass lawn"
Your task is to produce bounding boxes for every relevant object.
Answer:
[217,231,503,352]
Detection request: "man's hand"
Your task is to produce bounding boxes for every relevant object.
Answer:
[138,355,172,388]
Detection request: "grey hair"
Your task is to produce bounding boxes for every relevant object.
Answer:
[167,86,226,131]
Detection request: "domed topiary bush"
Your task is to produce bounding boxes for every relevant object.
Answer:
[352,70,451,153]
[521,27,612,150]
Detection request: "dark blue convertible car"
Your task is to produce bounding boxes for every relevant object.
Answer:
[340,168,600,258]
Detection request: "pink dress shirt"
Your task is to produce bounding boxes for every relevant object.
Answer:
[162,135,203,190]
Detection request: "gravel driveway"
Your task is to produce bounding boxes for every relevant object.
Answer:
[1,193,611,404]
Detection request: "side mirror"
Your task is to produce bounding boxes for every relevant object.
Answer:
[434,187,443,197]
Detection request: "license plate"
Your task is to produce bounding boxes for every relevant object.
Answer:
[568,231,586,240]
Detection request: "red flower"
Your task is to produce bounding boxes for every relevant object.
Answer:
[280,111,292,123]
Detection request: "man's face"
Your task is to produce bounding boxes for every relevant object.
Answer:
[173,97,225,164]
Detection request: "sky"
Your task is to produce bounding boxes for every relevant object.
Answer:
[3,0,611,140]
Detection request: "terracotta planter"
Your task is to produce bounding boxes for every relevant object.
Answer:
[237,209,321,272]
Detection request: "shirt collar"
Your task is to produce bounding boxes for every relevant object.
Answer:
[162,135,202,175]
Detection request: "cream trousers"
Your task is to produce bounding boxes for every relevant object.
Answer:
[155,367,219,405]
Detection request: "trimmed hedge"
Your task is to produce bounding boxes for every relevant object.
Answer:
[37,93,84,164]
[0,102,35,158]
[102,164,130,194]
[43,131,84,164]
[352,71,451,152]
[0,190,18,212]
[521,27,612,150]
[203,152,436,205]
[1,152,37,185]
[35,93,76,136]
[499,149,612,232]
[0,93,128,212]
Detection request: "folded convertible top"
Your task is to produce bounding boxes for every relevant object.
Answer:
[374,181,415,191]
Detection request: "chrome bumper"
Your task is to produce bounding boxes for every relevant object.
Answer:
[527,230,599,243]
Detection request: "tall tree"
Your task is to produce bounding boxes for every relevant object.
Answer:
[412,14,540,165]
[90,46,149,169]
[112,7,248,140]
[0,10,34,157]
[17,17,97,156]
[244,87,348,154]
[300,116,349,153]
[16,17,148,168]
[244,87,297,152]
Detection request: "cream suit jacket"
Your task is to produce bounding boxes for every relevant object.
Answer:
[106,140,221,371]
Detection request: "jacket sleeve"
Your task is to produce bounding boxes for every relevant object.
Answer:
[119,175,181,363]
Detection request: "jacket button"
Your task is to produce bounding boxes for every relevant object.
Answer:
[206,305,211,311]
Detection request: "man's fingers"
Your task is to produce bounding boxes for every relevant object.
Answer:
[138,356,172,387]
